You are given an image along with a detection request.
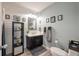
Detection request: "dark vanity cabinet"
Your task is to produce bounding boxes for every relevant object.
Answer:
[26,35,43,50]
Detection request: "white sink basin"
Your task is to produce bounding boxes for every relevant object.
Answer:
[26,31,43,37]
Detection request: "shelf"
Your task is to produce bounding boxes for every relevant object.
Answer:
[14,37,21,39]
[14,36,23,39]
[14,43,23,47]
[14,30,21,31]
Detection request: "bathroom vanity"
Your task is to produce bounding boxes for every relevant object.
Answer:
[26,32,43,50]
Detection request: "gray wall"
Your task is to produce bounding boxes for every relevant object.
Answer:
[76,3,79,40]
[37,2,79,51]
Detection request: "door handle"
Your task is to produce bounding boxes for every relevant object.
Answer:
[0,46,2,50]
[0,44,8,50]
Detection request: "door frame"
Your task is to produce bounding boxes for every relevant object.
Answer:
[2,23,6,56]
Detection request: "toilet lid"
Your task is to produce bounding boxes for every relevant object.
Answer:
[50,47,68,56]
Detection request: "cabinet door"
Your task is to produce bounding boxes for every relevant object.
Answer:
[27,37,35,50]
[27,37,32,49]
[12,22,24,56]
[35,36,43,46]
[26,36,43,50]
[68,49,79,56]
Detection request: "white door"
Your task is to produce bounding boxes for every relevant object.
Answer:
[0,2,2,56]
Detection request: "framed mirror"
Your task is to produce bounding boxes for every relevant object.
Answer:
[28,17,37,30]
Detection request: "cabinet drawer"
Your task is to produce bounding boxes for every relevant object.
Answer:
[26,35,43,50]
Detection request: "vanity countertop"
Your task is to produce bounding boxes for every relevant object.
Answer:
[26,31,43,37]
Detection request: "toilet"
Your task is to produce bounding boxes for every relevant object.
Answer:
[50,47,68,56]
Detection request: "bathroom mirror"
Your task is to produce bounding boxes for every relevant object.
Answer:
[28,17,37,30]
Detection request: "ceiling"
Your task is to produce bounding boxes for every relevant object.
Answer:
[16,2,54,13]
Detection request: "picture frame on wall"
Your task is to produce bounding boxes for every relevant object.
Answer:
[13,15,20,22]
[50,16,56,23]
[5,14,10,19]
[46,18,49,23]
[58,15,63,21]
[22,17,26,22]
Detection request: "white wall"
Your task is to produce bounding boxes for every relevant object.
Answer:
[0,2,2,56]
[37,2,78,51]
[2,3,33,54]
[2,2,34,14]
[4,20,12,55]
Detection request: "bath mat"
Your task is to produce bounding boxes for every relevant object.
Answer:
[31,46,47,56]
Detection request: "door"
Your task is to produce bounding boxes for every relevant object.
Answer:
[0,2,2,56]
[0,23,2,56]
[0,11,6,56]
[0,3,7,56]
[2,23,6,56]
[0,19,2,56]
